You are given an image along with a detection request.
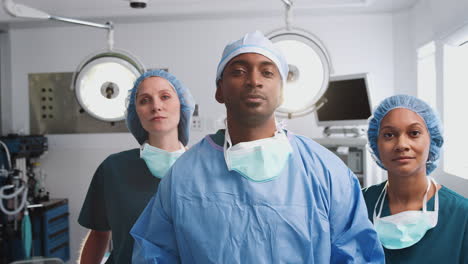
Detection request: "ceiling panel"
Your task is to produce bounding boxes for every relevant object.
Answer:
[0,0,418,24]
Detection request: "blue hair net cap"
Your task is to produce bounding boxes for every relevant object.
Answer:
[216,30,289,85]
[125,70,195,146]
[367,94,444,175]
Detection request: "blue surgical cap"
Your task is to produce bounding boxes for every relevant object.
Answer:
[216,30,289,85]
[125,70,195,146]
[367,94,443,175]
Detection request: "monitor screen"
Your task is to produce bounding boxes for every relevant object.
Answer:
[315,73,372,126]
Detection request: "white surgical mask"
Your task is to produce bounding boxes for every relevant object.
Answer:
[223,126,292,182]
[373,177,439,250]
[140,142,185,179]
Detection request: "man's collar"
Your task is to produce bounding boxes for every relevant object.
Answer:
[209,129,226,146]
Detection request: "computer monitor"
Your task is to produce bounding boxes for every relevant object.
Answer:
[315,73,372,127]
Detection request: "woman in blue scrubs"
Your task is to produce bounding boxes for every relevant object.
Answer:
[363,95,468,263]
[77,70,194,263]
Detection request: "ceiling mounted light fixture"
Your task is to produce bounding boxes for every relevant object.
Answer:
[269,0,333,119]
[72,51,145,122]
[3,0,146,122]
[70,27,145,122]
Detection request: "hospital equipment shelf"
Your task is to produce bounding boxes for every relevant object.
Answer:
[313,137,386,188]
[31,199,70,262]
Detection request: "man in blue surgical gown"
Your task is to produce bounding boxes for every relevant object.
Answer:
[131,30,385,263]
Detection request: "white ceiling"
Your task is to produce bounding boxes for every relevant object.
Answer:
[0,0,419,24]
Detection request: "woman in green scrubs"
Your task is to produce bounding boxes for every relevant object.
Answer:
[77,70,194,263]
[362,95,467,263]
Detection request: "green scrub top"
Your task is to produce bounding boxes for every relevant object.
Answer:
[78,149,160,264]
[363,181,468,264]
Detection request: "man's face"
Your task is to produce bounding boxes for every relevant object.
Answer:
[216,53,282,126]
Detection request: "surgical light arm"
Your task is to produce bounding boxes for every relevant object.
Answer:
[3,0,114,49]
[3,0,49,19]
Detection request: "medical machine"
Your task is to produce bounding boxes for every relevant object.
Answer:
[312,137,386,188]
[315,73,372,128]
[0,135,70,263]
[312,73,385,187]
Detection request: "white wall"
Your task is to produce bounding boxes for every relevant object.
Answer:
[392,10,415,95]
[0,31,12,135]
[5,13,394,262]
[392,0,468,196]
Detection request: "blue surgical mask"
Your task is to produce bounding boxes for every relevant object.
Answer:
[140,142,185,179]
[223,126,292,182]
[373,177,439,249]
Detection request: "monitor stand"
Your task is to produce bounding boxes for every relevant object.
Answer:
[323,126,365,138]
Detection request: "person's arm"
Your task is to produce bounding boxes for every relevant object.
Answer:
[329,169,385,264]
[131,170,180,264]
[77,159,112,264]
[79,230,111,264]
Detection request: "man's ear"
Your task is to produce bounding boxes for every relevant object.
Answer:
[215,80,225,104]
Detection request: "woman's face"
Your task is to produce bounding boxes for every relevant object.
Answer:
[135,77,180,136]
[377,108,431,177]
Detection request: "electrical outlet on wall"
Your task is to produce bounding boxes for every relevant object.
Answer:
[191,117,203,131]
[191,104,203,131]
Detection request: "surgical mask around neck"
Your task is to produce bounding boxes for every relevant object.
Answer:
[373,177,439,250]
[223,125,292,182]
[140,142,185,179]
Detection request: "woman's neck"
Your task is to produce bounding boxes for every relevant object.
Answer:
[147,130,181,152]
[386,172,437,214]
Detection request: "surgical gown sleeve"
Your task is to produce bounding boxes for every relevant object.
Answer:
[329,169,384,263]
[131,169,179,264]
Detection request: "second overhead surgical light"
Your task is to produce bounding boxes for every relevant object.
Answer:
[268,0,333,119]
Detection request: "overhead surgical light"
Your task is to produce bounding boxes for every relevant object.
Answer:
[269,0,333,119]
[73,52,144,121]
[3,0,145,122]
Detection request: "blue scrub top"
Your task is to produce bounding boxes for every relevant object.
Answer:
[363,181,468,264]
[131,130,384,263]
